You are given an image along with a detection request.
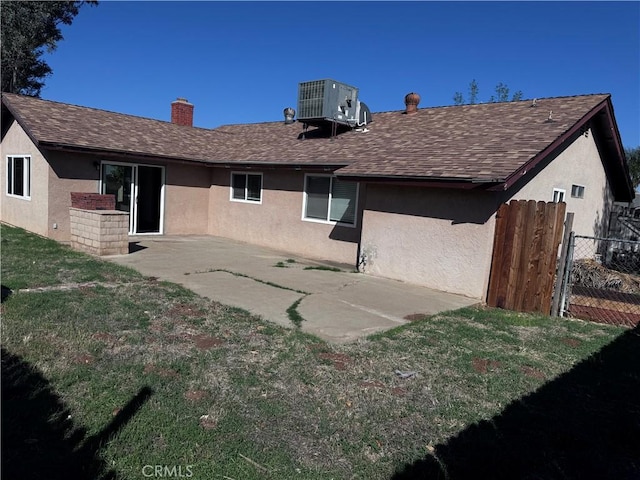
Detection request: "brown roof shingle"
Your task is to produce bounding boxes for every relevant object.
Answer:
[1,92,627,193]
[333,95,610,182]
[1,93,249,164]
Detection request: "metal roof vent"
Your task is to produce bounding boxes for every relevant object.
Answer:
[284,107,295,124]
[404,92,420,114]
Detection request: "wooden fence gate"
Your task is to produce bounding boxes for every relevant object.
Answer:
[487,200,567,314]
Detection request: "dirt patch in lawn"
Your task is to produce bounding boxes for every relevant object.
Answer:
[521,365,546,380]
[92,332,118,344]
[190,334,223,350]
[359,380,386,390]
[199,415,218,430]
[391,387,408,397]
[560,337,582,348]
[318,352,353,370]
[166,303,205,320]
[73,353,95,365]
[184,389,209,402]
[472,358,501,374]
[78,285,98,297]
[144,364,179,378]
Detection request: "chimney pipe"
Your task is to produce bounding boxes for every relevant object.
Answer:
[404,92,421,115]
[171,98,194,126]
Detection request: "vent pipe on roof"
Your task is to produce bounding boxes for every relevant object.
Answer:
[404,92,420,114]
[284,107,295,124]
[171,98,194,127]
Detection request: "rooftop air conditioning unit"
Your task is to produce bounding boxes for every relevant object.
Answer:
[297,79,367,128]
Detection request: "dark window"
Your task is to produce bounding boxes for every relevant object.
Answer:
[231,173,262,202]
[571,184,585,199]
[304,175,358,225]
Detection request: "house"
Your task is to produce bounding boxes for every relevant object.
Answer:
[1,89,633,299]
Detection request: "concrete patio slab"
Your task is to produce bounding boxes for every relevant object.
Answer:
[180,271,301,329]
[108,235,479,343]
[298,293,405,343]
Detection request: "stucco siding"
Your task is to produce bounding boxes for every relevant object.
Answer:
[0,121,49,236]
[46,151,100,241]
[208,169,361,265]
[164,164,210,235]
[508,129,612,237]
[360,185,498,299]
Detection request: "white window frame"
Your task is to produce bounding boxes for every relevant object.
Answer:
[301,173,359,227]
[6,155,31,200]
[552,188,566,203]
[571,184,585,199]
[230,172,263,204]
[99,161,165,235]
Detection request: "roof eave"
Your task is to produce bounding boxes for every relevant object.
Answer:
[40,142,350,170]
[334,172,505,189]
[598,97,635,201]
[1,95,43,149]
[500,95,634,201]
[39,142,215,166]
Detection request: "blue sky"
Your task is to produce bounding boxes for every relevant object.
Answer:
[42,1,640,147]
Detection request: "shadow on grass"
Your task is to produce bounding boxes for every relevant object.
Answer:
[1,347,152,480]
[392,325,640,480]
[1,285,12,302]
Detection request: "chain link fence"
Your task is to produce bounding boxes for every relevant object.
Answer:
[565,235,640,327]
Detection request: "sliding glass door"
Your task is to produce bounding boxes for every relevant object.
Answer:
[101,163,164,234]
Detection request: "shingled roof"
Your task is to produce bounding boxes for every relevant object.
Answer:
[1,91,632,199]
[1,93,235,164]
[215,94,629,186]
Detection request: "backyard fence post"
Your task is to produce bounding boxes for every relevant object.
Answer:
[559,231,576,317]
[551,212,574,316]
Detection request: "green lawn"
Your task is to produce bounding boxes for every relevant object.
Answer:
[1,224,636,479]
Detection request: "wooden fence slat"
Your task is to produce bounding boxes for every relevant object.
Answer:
[536,201,558,311]
[487,200,568,315]
[504,200,525,310]
[543,202,567,313]
[487,203,510,307]
[523,202,547,312]
[495,201,521,308]
[514,200,538,311]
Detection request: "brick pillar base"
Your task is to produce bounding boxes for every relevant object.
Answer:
[69,208,129,256]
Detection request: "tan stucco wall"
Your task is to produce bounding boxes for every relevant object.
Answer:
[507,129,612,237]
[208,169,361,265]
[0,121,50,236]
[360,186,499,299]
[2,121,212,241]
[46,151,100,241]
[163,163,210,235]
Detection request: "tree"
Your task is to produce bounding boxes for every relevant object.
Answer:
[1,1,97,97]
[625,146,640,190]
[468,79,479,105]
[453,79,523,105]
[489,82,523,103]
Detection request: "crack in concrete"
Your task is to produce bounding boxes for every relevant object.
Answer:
[336,299,407,324]
[193,268,310,295]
